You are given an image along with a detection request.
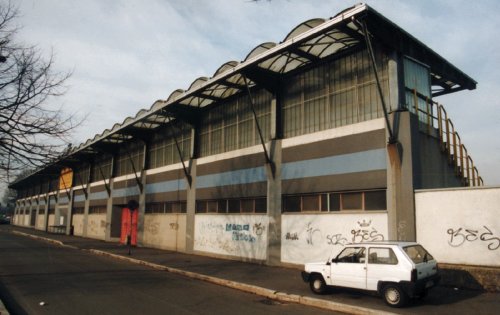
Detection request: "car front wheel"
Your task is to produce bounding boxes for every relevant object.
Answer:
[309,274,327,294]
[383,284,408,307]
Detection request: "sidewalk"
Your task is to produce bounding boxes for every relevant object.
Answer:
[4,225,500,315]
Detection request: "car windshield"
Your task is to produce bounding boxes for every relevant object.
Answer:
[403,245,434,264]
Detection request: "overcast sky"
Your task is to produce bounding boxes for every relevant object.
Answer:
[6,0,500,194]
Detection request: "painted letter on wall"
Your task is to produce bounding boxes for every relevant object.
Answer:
[281,213,388,265]
[194,214,268,260]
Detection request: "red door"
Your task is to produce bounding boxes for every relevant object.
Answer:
[120,208,138,245]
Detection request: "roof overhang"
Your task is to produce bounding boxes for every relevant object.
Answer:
[10,3,477,189]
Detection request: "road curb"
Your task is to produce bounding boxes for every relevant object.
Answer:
[11,231,398,315]
[86,249,397,315]
[299,295,395,315]
[0,298,10,315]
[10,231,79,250]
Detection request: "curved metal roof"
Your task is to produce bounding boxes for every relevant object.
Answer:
[11,3,477,188]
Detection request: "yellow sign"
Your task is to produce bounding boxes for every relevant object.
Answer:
[59,168,73,190]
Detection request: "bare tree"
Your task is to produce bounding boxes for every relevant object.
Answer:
[0,2,79,184]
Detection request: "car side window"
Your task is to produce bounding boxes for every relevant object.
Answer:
[335,247,366,263]
[368,247,398,265]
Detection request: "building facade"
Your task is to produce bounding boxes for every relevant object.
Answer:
[11,4,482,266]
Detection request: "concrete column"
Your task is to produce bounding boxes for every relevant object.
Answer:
[54,192,62,226]
[137,171,147,246]
[66,188,74,235]
[43,194,51,232]
[185,159,197,253]
[266,139,282,266]
[105,178,115,241]
[82,186,91,237]
[386,111,416,241]
[33,197,40,228]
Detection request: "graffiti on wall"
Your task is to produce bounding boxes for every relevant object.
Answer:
[194,215,268,260]
[286,232,299,241]
[306,222,321,245]
[284,219,385,247]
[281,213,388,265]
[170,223,179,230]
[326,233,348,246]
[88,220,97,235]
[145,221,160,235]
[351,220,384,243]
[226,223,256,243]
[415,189,500,266]
[447,226,499,251]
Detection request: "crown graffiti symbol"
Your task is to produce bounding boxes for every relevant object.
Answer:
[357,219,372,227]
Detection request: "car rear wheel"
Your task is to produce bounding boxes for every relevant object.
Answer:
[383,284,408,307]
[309,274,327,294]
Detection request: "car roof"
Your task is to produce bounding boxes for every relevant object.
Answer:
[345,241,419,247]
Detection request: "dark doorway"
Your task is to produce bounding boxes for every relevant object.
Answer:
[110,206,122,238]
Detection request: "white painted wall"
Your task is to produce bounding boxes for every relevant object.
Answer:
[72,214,84,236]
[23,214,30,226]
[415,187,500,267]
[87,214,106,240]
[143,214,186,251]
[282,212,388,265]
[194,214,268,260]
[48,214,55,227]
[36,214,45,230]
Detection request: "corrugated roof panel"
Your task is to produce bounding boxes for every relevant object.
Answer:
[284,18,326,41]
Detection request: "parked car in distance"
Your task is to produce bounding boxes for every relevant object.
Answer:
[302,241,440,307]
[0,215,11,224]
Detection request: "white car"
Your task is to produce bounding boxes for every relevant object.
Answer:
[301,241,440,307]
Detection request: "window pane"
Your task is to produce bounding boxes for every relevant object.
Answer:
[181,202,187,213]
[302,195,319,211]
[368,248,398,265]
[207,201,218,213]
[254,198,267,213]
[284,195,301,212]
[165,202,173,213]
[342,192,362,210]
[217,200,227,213]
[228,199,240,213]
[336,247,366,263]
[241,199,254,213]
[211,129,223,154]
[225,124,238,152]
[321,194,328,212]
[329,193,340,211]
[196,201,206,213]
[365,190,386,210]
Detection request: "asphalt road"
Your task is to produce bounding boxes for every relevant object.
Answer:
[0,230,340,315]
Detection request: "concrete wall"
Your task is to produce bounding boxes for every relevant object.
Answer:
[281,212,388,265]
[72,214,85,236]
[412,121,462,189]
[194,214,268,260]
[86,213,106,240]
[23,214,30,226]
[415,186,500,267]
[36,214,45,230]
[142,214,186,251]
[47,214,55,227]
